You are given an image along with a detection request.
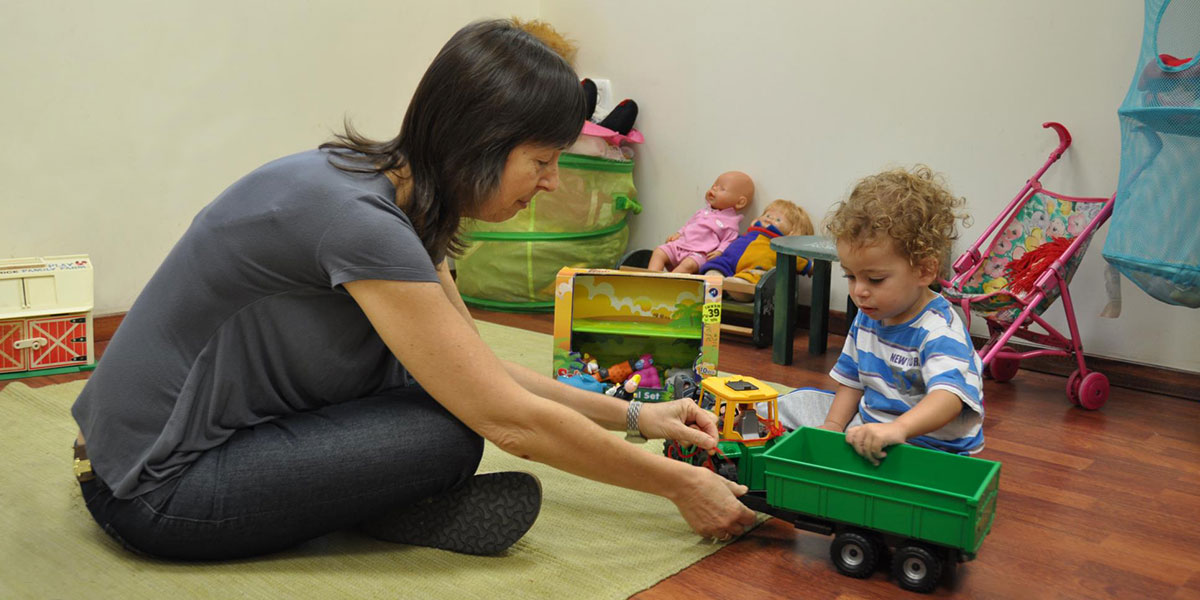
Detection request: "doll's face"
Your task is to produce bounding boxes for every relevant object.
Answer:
[705,172,753,211]
[756,208,794,234]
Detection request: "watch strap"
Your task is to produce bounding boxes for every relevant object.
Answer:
[625,400,647,443]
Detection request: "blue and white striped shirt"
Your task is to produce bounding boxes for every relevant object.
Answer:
[829,295,984,454]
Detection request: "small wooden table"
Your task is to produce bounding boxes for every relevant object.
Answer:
[770,235,857,364]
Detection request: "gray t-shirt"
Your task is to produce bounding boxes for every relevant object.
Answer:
[72,149,440,499]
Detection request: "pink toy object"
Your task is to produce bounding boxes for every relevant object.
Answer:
[599,354,653,384]
[631,366,660,389]
[581,121,644,146]
[940,122,1115,410]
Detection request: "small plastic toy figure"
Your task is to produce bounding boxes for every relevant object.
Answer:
[630,365,660,388]
[598,354,653,384]
[556,372,608,394]
[700,199,815,301]
[605,374,641,401]
[664,371,699,401]
[582,353,601,377]
[648,171,754,274]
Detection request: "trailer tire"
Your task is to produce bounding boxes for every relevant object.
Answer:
[830,530,879,578]
[716,461,739,483]
[892,543,942,593]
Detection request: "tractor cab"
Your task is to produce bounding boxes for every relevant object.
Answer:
[698,375,783,446]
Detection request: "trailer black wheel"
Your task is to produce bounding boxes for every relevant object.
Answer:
[830,530,879,578]
[715,460,739,483]
[891,543,943,593]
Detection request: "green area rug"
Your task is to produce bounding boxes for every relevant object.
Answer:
[0,321,767,599]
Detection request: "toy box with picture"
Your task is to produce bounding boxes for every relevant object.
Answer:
[551,267,722,402]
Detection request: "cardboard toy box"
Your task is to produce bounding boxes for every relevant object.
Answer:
[551,267,722,402]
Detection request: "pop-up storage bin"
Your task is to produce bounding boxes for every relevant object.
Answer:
[1103,0,1200,307]
[456,153,641,311]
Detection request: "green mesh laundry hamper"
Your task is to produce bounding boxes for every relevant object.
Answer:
[456,153,641,312]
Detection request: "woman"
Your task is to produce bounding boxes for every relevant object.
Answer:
[72,19,756,560]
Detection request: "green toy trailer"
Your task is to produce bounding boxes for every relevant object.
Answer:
[745,427,1000,593]
[663,378,1000,593]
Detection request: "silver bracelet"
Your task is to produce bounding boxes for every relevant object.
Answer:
[624,400,647,443]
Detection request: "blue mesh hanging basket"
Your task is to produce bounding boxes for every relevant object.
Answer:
[1103,0,1200,307]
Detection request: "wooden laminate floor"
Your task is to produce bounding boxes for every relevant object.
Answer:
[466,309,1200,600]
[13,310,1198,599]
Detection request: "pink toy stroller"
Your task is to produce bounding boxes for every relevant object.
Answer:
[941,123,1116,409]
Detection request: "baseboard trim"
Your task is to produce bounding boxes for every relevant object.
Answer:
[95,313,124,343]
[816,308,1200,403]
[98,309,1199,402]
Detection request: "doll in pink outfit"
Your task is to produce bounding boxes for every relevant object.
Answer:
[648,171,754,273]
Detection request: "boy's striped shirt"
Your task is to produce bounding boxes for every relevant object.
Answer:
[830,295,985,454]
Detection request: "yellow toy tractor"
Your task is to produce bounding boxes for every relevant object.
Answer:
[665,375,784,482]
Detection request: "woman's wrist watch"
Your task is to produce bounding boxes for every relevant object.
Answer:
[625,400,647,443]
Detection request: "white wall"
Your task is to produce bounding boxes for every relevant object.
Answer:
[3,0,1197,374]
[543,0,1200,374]
[1,0,537,310]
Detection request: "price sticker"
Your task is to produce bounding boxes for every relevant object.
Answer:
[702,302,722,323]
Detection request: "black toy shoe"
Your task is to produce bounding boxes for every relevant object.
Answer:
[598,99,638,135]
[360,471,542,555]
[581,78,598,121]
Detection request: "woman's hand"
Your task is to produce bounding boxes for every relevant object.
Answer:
[844,422,907,466]
[669,467,758,540]
[666,232,681,243]
[637,399,720,450]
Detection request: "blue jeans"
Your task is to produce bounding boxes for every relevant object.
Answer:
[79,389,484,560]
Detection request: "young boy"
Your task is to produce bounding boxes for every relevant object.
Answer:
[819,165,983,464]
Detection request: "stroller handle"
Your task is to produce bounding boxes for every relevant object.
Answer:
[1042,122,1072,158]
[948,122,1076,285]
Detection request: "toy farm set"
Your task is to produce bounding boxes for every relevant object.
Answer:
[666,375,1002,594]
[551,267,722,402]
[0,255,96,380]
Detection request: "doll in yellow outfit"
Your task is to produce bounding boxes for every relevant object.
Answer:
[700,199,814,301]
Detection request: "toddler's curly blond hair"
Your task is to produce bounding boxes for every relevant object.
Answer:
[825,165,969,275]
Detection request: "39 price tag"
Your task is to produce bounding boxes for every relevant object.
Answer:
[702,302,722,323]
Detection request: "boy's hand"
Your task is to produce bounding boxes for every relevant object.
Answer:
[706,250,722,259]
[844,422,907,466]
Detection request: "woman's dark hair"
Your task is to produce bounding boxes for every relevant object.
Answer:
[320,19,586,259]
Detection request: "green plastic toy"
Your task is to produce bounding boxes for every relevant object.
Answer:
[672,423,1000,593]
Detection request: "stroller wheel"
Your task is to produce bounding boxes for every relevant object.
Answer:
[1066,370,1083,406]
[987,347,1020,383]
[1077,372,1109,410]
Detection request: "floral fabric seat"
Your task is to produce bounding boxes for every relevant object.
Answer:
[942,189,1105,324]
